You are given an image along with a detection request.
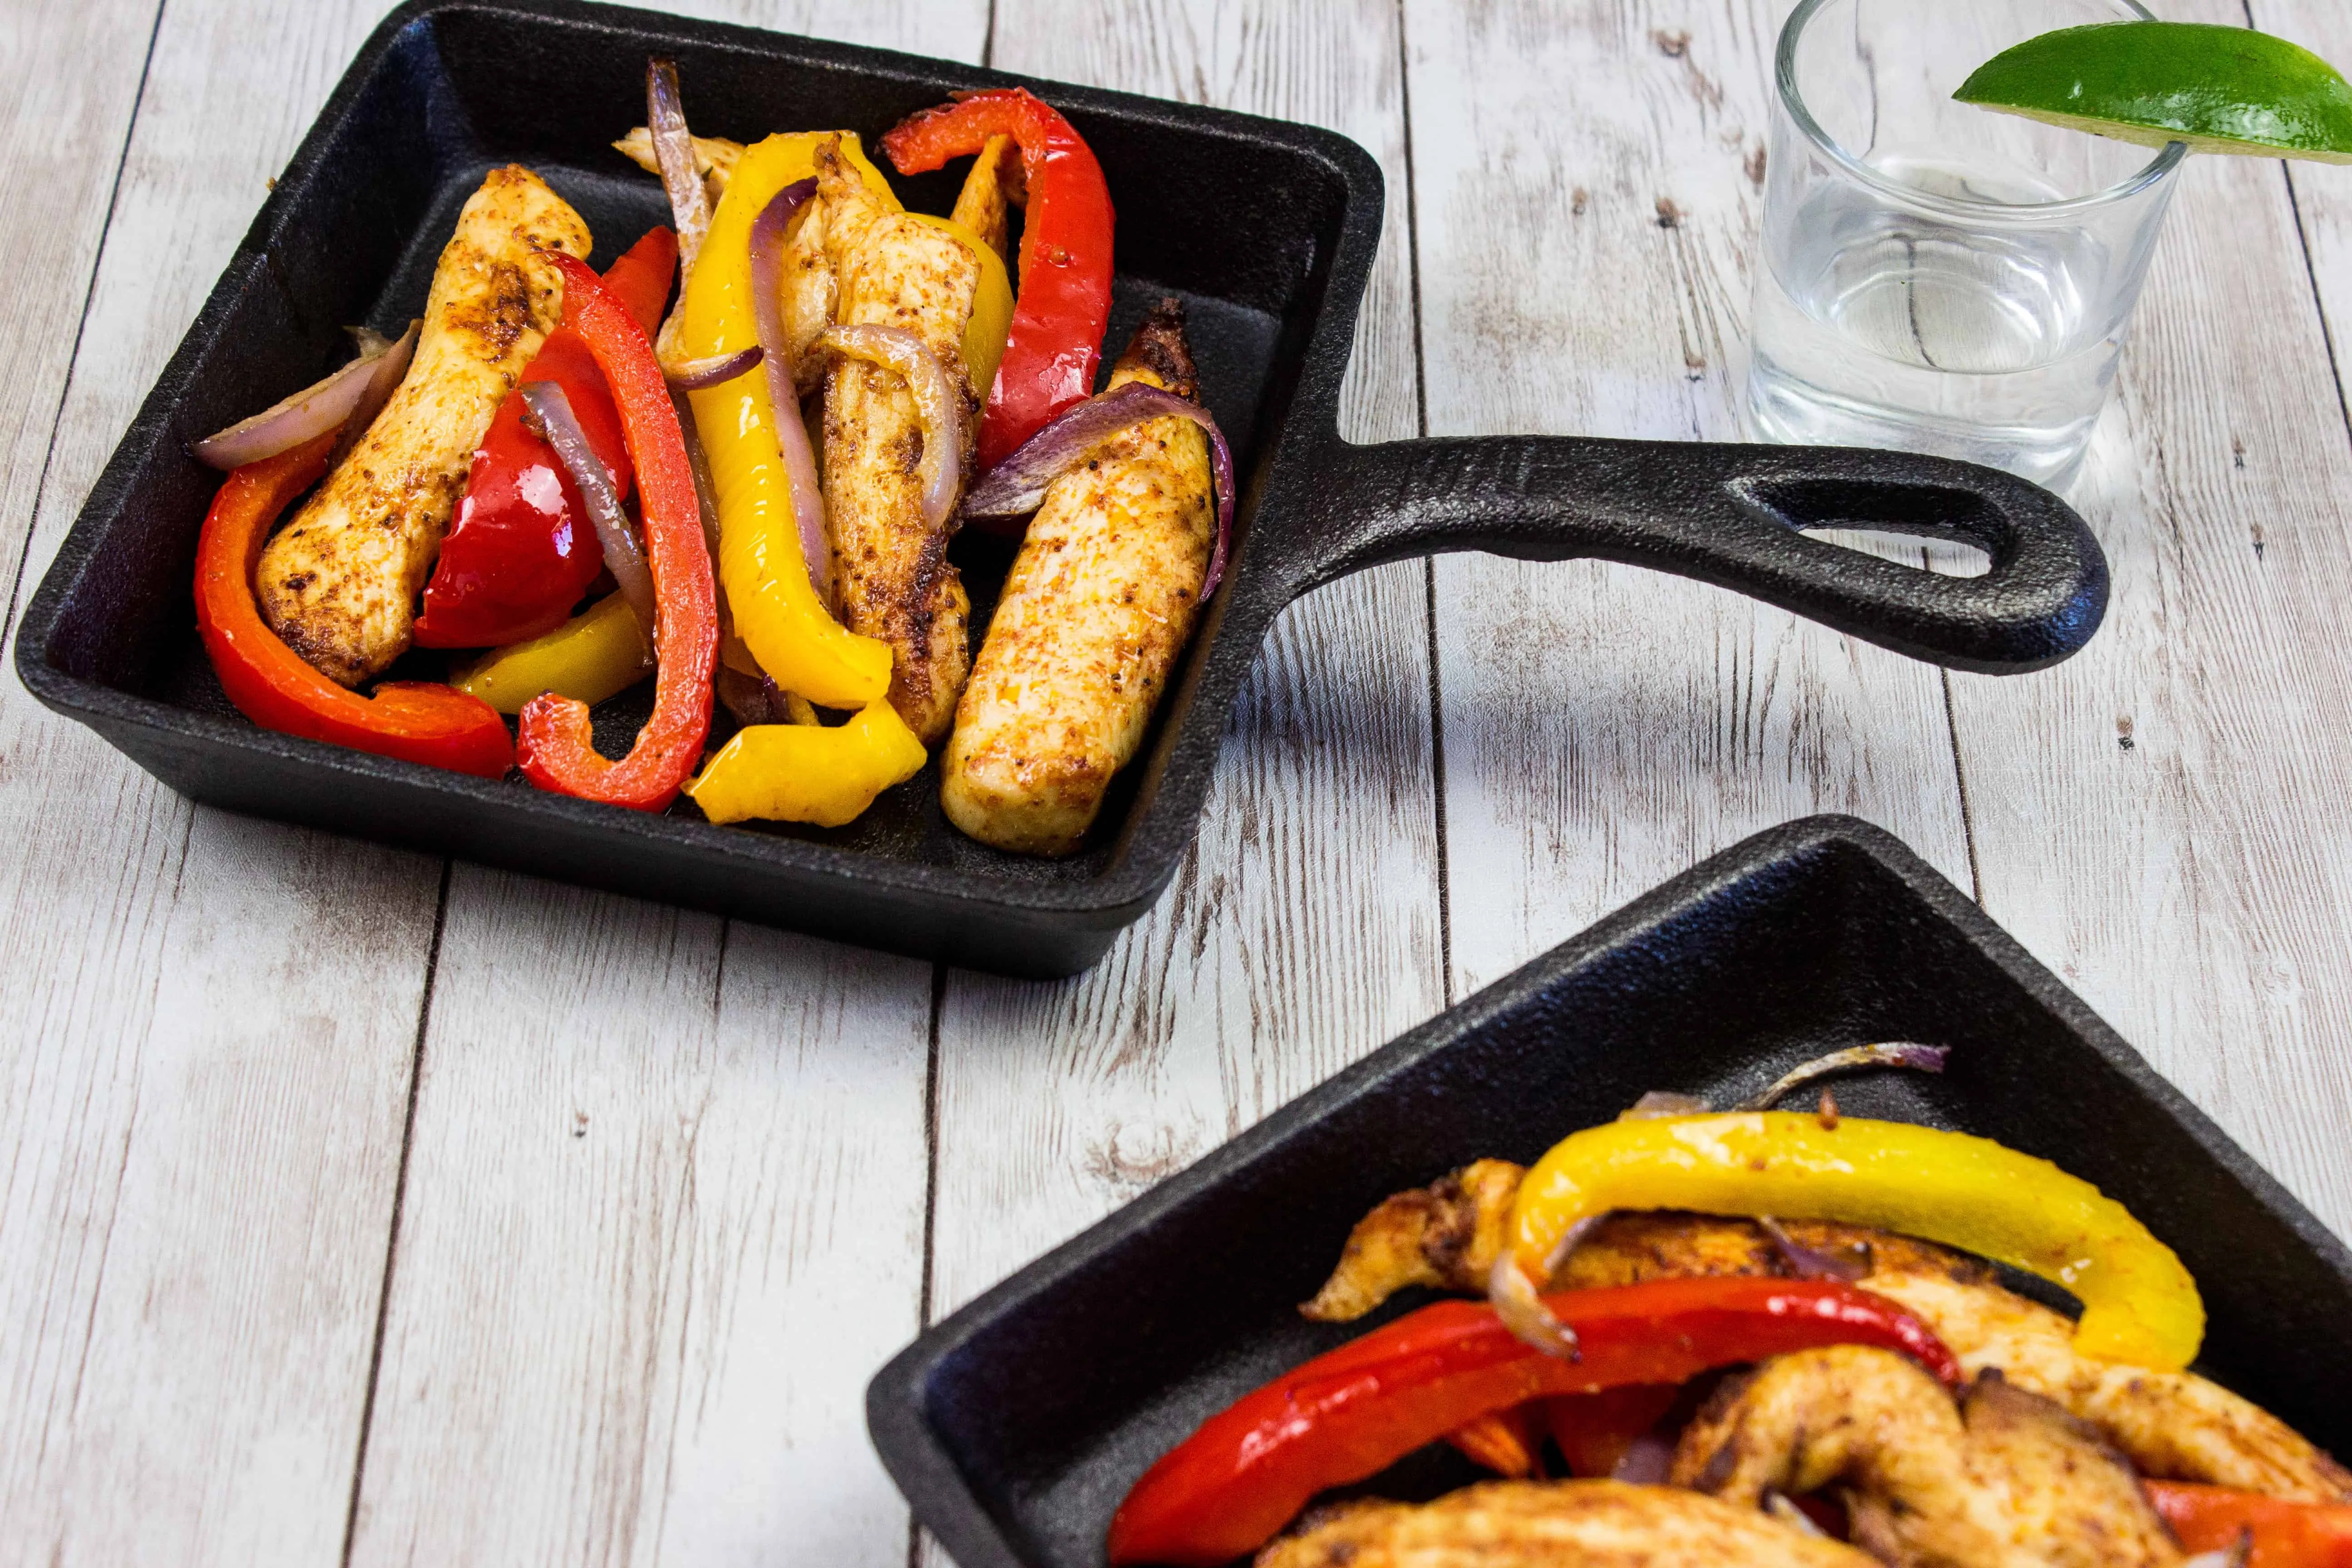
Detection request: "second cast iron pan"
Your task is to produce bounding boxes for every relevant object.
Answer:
[16,0,2108,975]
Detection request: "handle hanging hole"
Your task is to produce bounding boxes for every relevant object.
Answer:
[1799,527,1992,578]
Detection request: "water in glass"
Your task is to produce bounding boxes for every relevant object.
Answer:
[1749,0,2182,490]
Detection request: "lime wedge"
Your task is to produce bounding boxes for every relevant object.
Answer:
[1954,20,2352,164]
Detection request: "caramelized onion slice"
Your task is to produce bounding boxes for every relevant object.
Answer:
[745,178,832,605]
[662,345,763,390]
[961,379,1237,596]
[816,323,964,534]
[1739,1043,1950,1112]
[519,381,656,637]
[190,320,416,470]
[647,57,711,354]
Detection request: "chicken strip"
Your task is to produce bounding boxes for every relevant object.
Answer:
[1305,1172,2352,1504]
[816,137,980,742]
[1257,1480,1877,1568]
[1674,1347,2182,1568]
[941,301,1215,854]
[948,132,1023,262]
[1300,1160,1524,1321]
[1861,1260,2352,1505]
[256,166,587,685]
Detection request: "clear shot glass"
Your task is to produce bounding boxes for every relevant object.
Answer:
[1748,0,2186,490]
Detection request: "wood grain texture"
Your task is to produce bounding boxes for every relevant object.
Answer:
[346,878,934,1568]
[1945,0,2352,1241]
[1405,0,1973,999]
[343,5,977,1567]
[924,0,1440,1337]
[0,3,446,1563]
[0,0,155,638]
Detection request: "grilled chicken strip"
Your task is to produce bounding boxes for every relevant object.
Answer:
[1300,1159,1524,1321]
[1674,1347,2183,1568]
[816,137,980,742]
[1306,1168,2352,1504]
[1257,1480,1877,1568]
[948,132,1023,262]
[256,166,587,686]
[941,301,1215,854]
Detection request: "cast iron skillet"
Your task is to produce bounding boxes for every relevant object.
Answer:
[866,816,2352,1568]
[16,0,2110,977]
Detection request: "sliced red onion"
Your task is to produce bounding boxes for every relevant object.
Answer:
[323,320,419,470]
[1612,1434,1676,1486]
[519,381,655,637]
[745,178,832,605]
[1759,1216,1874,1283]
[1485,1213,1603,1362]
[191,322,413,470]
[1618,1090,1712,1122]
[1487,1252,1580,1362]
[817,323,964,534]
[1739,1043,1950,1112]
[662,345,763,390]
[715,665,776,729]
[672,386,725,564]
[961,379,1239,597]
[1764,1492,1830,1538]
[647,57,711,354]
[2184,1533,2253,1568]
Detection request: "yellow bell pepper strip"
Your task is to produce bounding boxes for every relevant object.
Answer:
[1505,1112,2204,1370]
[451,593,650,715]
[679,133,894,706]
[685,701,928,826]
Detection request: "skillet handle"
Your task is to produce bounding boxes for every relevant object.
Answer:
[1289,435,2107,673]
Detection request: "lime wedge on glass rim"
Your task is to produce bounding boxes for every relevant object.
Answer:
[1954,20,2352,164]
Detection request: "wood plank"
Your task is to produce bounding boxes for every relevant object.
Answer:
[1405,0,1974,1000]
[345,883,934,1567]
[926,0,1440,1341]
[1947,0,2352,1241]
[343,5,979,1566]
[0,1,449,1564]
[0,0,154,630]
[2254,0,2352,393]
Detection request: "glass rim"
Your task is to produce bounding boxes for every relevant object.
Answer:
[1774,0,2188,219]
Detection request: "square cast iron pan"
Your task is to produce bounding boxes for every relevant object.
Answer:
[867,814,2352,1568]
[19,0,2113,977]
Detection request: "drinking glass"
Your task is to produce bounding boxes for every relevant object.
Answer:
[1748,0,2185,490]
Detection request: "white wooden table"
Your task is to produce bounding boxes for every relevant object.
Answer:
[6,0,2351,1561]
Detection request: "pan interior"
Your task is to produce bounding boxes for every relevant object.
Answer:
[71,0,1360,886]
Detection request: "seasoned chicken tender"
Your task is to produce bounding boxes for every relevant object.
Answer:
[779,194,837,395]
[1862,1261,2352,1504]
[257,165,586,685]
[1301,1160,1524,1320]
[1305,1176,2352,1503]
[1674,1348,2183,1568]
[948,132,1023,262]
[1256,1480,1877,1568]
[941,300,1215,854]
[816,137,980,742]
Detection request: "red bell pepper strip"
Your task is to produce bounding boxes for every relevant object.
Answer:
[881,89,1115,471]
[515,253,715,812]
[194,433,513,778]
[1105,1277,1960,1568]
[2147,1482,2352,1568]
[415,228,676,648]
[1445,1403,1545,1479]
